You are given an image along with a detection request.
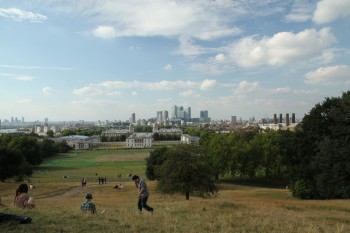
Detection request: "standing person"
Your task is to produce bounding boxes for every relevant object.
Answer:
[80,193,96,214]
[81,177,87,188]
[131,175,153,214]
[13,184,35,209]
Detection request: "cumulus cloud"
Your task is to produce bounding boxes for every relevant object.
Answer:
[215,54,225,62]
[131,91,138,97]
[236,81,261,93]
[228,27,336,68]
[0,8,47,22]
[305,65,350,85]
[313,0,350,24]
[92,26,117,39]
[200,79,217,90]
[163,64,172,71]
[42,86,55,95]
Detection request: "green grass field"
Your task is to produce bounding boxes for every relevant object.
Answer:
[1,149,350,233]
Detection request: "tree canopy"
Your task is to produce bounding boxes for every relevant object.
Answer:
[290,91,350,199]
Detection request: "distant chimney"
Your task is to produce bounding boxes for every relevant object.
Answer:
[286,113,290,126]
[273,114,277,124]
[279,114,283,124]
[292,113,295,123]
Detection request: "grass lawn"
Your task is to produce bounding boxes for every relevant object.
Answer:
[1,149,350,233]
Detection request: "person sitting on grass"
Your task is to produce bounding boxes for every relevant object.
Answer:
[80,193,96,214]
[13,184,35,209]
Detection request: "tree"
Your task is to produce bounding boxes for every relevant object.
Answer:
[0,145,32,181]
[145,146,168,180]
[8,136,42,166]
[156,144,218,200]
[290,91,350,199]
[46,130,54,138]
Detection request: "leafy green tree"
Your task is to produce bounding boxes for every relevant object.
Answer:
[157,144,218,200]
[46,130,54,138]
[145,146,168,180]
[40,138,57,158]
[291,91,350,199]
[0,145,32,181]
[9,136,42,165]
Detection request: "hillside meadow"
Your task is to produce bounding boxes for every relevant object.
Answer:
[1,149,350,233]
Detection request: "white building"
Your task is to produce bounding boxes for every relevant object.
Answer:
[126,133,153,148]
[181,134,200,144]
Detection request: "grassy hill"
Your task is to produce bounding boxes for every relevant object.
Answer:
[1,149,350,233]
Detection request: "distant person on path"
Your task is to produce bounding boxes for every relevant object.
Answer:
[82,177,87,188]
[80,193,96,214]
[132,175,153,214]
[13,184,35,209]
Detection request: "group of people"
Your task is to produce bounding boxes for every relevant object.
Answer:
[1,176,153,222]
[80,175,153,214]
[98,177,107,184]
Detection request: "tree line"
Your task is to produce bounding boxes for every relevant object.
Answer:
[0,134,72,181]
[146,91,350,200]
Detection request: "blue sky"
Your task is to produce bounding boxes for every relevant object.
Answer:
[0,0,349,122]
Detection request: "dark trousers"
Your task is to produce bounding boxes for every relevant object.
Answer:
[137,196,153,212]
[0,212,31,224]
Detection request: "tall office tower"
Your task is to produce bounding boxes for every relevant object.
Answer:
[177,106,185,119]
[292,113,296,123]
[157,111,163,122]
[22,116,24,123]
[286,113,290,126]
[200,110,209,122]
[131,113,136,123]
[273,114,277,124]
[231,116,237,124]
[187,107,191,121]
[11,117,14,124]
[163,110,168,121]
[279,114,283,123]
[44,118,49,126]
[171,105,178,119]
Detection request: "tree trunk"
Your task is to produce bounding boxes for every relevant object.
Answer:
[186,192,189,200]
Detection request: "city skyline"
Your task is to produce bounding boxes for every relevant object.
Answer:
[1,1,350,122]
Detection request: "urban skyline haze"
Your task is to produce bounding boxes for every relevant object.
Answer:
[1,0,350,121]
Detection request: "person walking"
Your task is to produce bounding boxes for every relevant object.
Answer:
[131,175,153,214]
[80,193,96,214]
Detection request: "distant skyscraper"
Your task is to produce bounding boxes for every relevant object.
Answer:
[163,110,168,121]
[131,113,136,123]
[171,105,178,119]
[200,110,209,122]
[157,111,163,122]
[231,116,237,124]
[187,107,191,121]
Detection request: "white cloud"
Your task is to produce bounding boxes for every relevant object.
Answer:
[163,64,172,71]
[305,65,350,86]
[92,26,117,39]
[73,86,103,96]
[285,0,313,22]
[16,76,33,81]
[313,0,350,24]
[179,90,200,97]
[42,86,55,95]
[228,27,336,67]
[131,91,138,97]
[0,8,47,22]
[215,53,225,62]
[200,79,217,90]
[236,81,261,93]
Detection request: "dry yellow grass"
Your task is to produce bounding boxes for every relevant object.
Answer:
[1,181,350,233]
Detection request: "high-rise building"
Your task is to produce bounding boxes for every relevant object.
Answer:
[131,113,136,123]
[200,110,209,122]
[231,116,237,124]
[171,105,178,119]
[163,110,168,121]
[157,111,163,122]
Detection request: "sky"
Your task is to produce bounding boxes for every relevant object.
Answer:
[0,0,350,122]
